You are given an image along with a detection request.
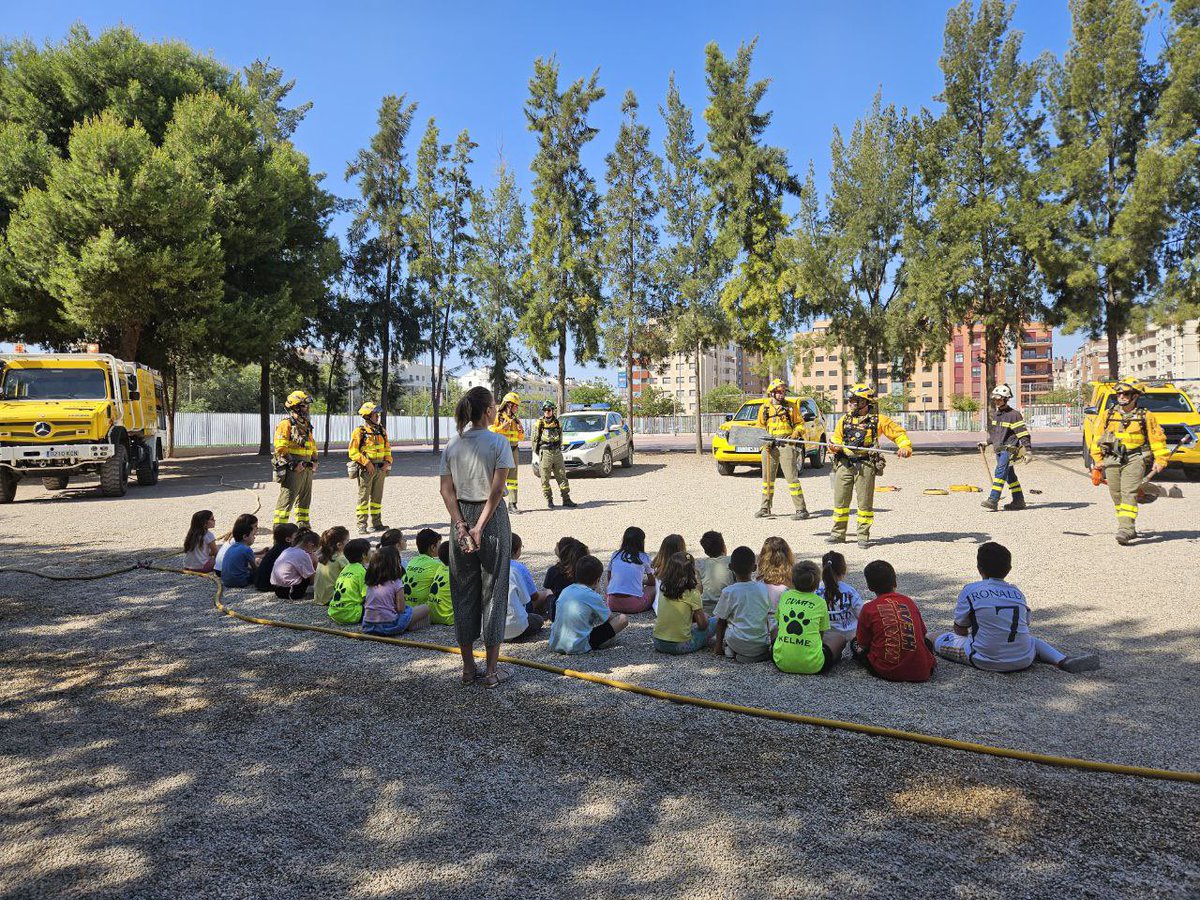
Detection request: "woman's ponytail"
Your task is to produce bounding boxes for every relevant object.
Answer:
[455,386,494,434]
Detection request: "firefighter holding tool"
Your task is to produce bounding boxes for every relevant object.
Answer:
[273,390,318,527]
[1089,379,1168,545]
[490,391,525,512]
[348,401,392,534]
[755,379,809,519]
[979,383,1032,511]
[828,384,912,548]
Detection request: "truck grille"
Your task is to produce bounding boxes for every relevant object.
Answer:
[1162,424,1196,446]
[0,421,91,440]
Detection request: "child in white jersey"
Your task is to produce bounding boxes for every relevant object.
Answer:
[816,550,863,652]
[934,542,1099,673]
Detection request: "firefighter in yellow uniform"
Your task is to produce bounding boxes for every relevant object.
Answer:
[490,391,525,512]
[1089,379,1169,545]
[348,401,392,534]
[754,379,809,519]
[273,390,318,527]
[828,384,912,548]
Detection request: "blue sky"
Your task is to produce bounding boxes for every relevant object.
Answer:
[6,0,1111,376]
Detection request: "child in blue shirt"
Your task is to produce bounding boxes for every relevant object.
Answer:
[220,515,259,588]
[548,556,627,654]
[817,550,865,648]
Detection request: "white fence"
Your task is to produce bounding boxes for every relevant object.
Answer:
[171,406,1085,448]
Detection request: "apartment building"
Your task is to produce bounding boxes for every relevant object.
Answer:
[1117,319,1200,384]
[628,343,767,414]
[455,367,573,404]
[1063,339,1112,392]
[792,320,1054,410]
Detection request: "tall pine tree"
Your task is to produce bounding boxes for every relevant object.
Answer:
[465,160,530,400]
[907,0,1048,404]
[703,40,802,355]
[659,73,726,453]
[601,90,665,422]
[522,56,605,410]
[1039,0,1165,379]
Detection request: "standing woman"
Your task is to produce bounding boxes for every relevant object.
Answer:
[439,386,515,688]
[489,391,525,512]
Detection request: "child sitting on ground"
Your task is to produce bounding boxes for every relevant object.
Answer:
[183,510,218,573]
[774,560,843,674]
[362,544,430,636]
[402,529,441,605]
[817,550,864,652]
[328,539,372,625]
[853,560,937,683]
[650,533,686,614]
[544,537,589,621]
[548,555,628,654]
[653,552,717,655]
[315,527,350,606]
[504,550,546,643]
[757,536,795,629]
[271,529,320,600]
[512,533,553,615]
[379,528,407,552]
[220,515,259,588]
[606,526,655,614]
[698,531,733,615]
[934,542,1100,673]
[214,513,259,577]
[427,542,454,625]
[713,546,772,663]
[255,523,298,593]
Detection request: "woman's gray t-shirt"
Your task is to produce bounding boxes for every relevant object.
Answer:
[439,426,515,502]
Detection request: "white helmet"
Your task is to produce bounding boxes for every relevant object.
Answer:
[991,384,1013,401]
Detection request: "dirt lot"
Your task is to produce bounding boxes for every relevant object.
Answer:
[1,448,1197,898]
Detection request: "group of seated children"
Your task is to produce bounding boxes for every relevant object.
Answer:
[190,510,1098,680]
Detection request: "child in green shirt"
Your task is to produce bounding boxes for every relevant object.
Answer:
[773,560,845,674]
[425,542,454,625]
[402,529,442,604]
[328,539,371,625]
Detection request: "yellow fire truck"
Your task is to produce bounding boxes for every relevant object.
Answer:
[0,352,166,501]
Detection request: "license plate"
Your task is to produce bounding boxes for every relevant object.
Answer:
[44,448,79,459]
[735,446,759,454]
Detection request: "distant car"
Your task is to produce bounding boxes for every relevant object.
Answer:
[531,408,633,478]
[711,396,827,476]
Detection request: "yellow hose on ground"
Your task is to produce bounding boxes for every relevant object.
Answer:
[158,568,1198,785]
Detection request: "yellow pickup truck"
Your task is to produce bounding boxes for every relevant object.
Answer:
[0,352,166,501]
[712,396,828,476]
[1082,380,1200,481]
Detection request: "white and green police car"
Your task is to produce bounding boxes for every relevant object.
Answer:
[531,406,634,478]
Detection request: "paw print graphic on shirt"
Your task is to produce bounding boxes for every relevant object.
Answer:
[781,607,809,636]
[429,568,449,598]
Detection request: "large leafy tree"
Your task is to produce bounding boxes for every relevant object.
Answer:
[601,90,665,422]
[659,73,726,453]
[6,111,221,361]
[906,0,1049,403]
[1038,0,1166,379]
[346,94,419,424]
[703,40,802,354]
[522,56,606,410]
[465,160,530,400]
[407,121,475,451]
[796,92,923,393]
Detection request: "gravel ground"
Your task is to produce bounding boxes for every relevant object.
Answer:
[1,448,1197,899]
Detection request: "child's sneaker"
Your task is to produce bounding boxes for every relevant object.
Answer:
[1059,654,1100,673]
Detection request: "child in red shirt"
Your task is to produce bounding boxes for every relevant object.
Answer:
[852,560,936,683]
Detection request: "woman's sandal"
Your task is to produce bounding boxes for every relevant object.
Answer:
[480,667,513,689]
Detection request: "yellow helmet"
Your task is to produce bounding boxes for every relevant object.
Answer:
[767,379,786,395]
[1115,378,1145,396]
[285,390,313,409]
[501,392,520,407]
[358,401,378,417]
[846,383,877,402]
